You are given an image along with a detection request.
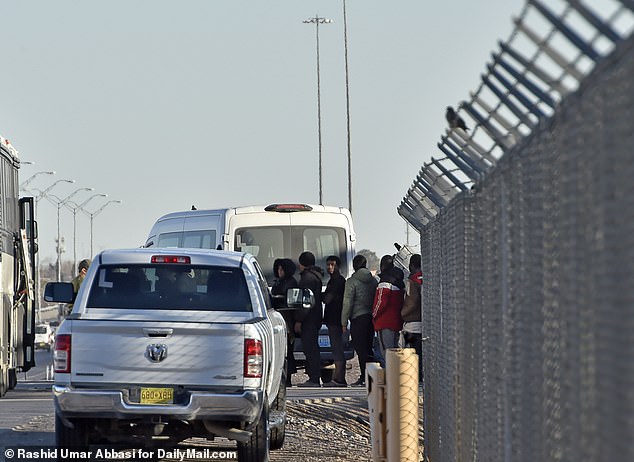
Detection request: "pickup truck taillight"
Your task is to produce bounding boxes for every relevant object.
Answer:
[244,339,263,378]
[54,334,71,373]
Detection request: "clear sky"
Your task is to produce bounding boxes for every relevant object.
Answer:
[1,0,526,266]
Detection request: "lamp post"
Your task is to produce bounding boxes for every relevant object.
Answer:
[35,179,75,206]
[20,170,56,191]
[86,200,122,258]
[56,187,93,281]
[67,193,108,274]
[304,15,333,205]
[342,0,353,214]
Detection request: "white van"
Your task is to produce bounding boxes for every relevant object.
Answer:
[145,203,356,283]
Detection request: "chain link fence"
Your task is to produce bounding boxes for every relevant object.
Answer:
[417,34,634,462]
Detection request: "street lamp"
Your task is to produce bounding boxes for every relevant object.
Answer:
[85,200,122,258]
[342,0,353,214]
[20,170,56,191]
[67,193,108,274]
[35,179,75,206]
[304,15,333,205]
[56,187,93,281]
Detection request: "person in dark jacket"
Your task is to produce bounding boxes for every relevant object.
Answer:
[372,254,404,367]
[342,254,378,386]
[322,255,347,387]
[271,258,299,385]
[294,251,324,387]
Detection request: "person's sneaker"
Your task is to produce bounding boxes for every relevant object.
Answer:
[323,380,348,388]
[351,378,365,387]
[296,379,321,388]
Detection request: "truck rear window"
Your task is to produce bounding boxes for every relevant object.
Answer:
[86,265,252,311]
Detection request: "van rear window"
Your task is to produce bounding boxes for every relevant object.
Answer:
[234,226,347,282]
[157,230,217,249]
[86,265,252,311]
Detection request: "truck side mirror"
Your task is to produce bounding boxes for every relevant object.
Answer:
[44,282,75,303]
[286,288,314,310]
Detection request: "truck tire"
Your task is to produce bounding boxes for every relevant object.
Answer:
[269,363,287,450]
[55,412,89,456]
[237,399,270,462]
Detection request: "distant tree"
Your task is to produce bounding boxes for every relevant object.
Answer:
[357,249,379,273]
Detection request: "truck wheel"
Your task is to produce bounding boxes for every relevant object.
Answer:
[237,400,270,462]
[269,362,287,450]
[55,412,89,455]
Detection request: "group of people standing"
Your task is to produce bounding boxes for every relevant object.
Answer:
[272,250,423,388]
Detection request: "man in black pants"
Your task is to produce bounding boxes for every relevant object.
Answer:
[341,255,378,386]
[294,251,324,387]
[323,255,348,387]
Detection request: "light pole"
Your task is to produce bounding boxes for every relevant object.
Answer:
[342,0,353,214]
[86,200,122,258]
[67,193,107,274]
[35,179,75,206]
[56,187,93,281]
[304,15,333,205]
[20,170,56,191]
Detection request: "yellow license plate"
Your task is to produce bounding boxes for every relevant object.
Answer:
[140,387,174,405]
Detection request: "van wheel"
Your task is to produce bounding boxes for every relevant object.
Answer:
[269,362,287,450]
[237,400,270,462]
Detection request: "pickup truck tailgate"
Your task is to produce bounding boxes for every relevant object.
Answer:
[68,320,246,388]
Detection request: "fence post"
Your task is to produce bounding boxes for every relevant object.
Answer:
[386,348,420,462]
[367,362,387,461]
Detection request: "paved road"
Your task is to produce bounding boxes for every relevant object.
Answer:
[0,383,373,462]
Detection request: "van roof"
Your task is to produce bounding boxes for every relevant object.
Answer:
[156,203,351,222]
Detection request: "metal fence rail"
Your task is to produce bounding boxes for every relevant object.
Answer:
[399,1,634,461]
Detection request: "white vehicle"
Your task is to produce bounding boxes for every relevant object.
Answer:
[45,248,309,461]
[34,323,54,351]
[0,136,37,397]
[145,203,356,283]
[146,203,357,382]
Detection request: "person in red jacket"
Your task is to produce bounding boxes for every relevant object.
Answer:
[372,255,404,367]
[402,254,423,381]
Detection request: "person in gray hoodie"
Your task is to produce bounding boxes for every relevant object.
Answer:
[341,254,378,386]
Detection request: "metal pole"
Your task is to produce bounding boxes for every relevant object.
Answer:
[90,214,94,259]
[73,209,77,276]
[86,200,122,258]
[343,0,353,213]
[316,18,323,205]
[55,187,93,280]
[70,193,107,273]
[304,16,332,205]
[56,202,62,281]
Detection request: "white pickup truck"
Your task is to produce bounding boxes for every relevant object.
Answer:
[45,248,311,462]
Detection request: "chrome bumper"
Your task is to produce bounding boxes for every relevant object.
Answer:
[53,385,262,422]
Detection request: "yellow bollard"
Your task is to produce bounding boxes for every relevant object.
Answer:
[367,362,387,461]
[385,348,419,462]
